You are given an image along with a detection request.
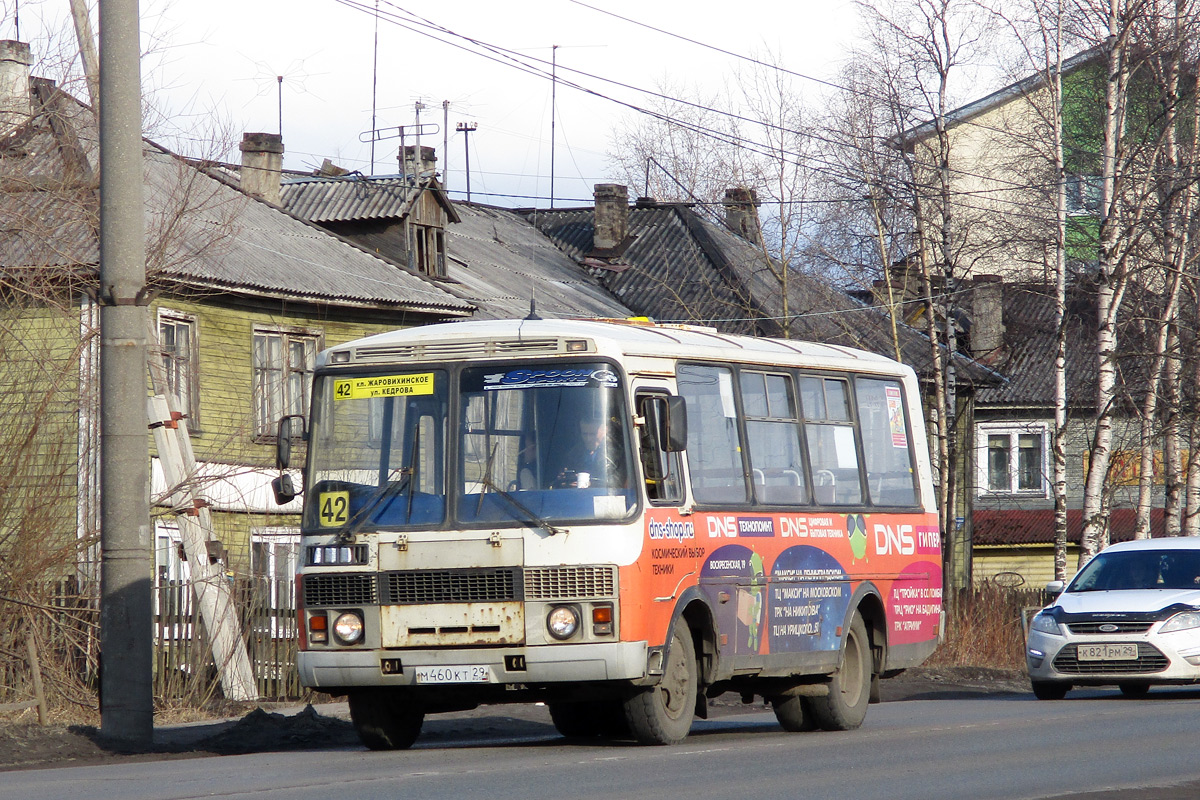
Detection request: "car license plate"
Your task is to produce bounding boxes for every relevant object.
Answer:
[414,665,491,684]
[1077,643,1138,661]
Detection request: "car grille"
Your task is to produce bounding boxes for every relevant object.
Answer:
[1065,621,1154,635]
[303,573,378,607]
[380,568,522,604]
[525,565,618,600]
[1052,643,1169,674]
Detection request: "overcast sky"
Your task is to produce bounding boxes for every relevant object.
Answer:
[10,0,859,208]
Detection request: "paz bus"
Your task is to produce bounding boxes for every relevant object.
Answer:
[272,318,943,748]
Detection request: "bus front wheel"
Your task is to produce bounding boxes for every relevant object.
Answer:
[809,613,872,731]
[348,689,425,750]
[624,626,697,745]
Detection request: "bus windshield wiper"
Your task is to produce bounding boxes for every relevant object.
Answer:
[477,443,563,536]
[340,422,420,543]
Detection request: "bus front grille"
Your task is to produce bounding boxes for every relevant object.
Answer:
[303,573,378,607]
[381,568,522,604]
[525,565,617,600]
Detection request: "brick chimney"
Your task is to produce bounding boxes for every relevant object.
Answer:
[402,145,437,178]
[971,275,1005,357]
[724,186,763,247]
[593,184,629,252]
[239,132,284,205]
[0,40,32,136]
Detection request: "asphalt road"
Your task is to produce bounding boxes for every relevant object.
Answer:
[5,685,1200,800]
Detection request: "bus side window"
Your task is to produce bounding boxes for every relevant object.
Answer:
[637,394,684,504]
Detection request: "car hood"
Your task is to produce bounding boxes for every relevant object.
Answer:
[1055,589,1200,615]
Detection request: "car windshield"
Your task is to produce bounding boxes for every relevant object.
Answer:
[1068,549,1200,592]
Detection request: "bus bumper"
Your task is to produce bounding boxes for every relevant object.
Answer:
[298,640,649,690]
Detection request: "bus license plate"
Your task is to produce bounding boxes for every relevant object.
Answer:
[414,665,491,684]
[1077,643,1138,661]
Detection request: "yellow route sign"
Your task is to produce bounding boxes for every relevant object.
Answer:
[333,373,435,400]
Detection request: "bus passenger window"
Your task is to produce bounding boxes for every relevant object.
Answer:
[637,394,683,504]
[740,371,808,505]
[800,376,862,505]
[855,378,919,506]
[677,364,749,504]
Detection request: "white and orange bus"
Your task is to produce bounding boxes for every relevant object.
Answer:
[274,318,942,748]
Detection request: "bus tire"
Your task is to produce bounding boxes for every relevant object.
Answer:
[348,689,424,750]
[623,626,697,745]
[549,700,629,738]
[769,693,818,732]
[809,613,871,731]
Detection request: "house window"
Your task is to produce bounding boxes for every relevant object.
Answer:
[253,329,318,439]
[250,527,299,638]
[978,424,1047,495]
[1066,174,1102,216]
[411,224,446,277]
[159,312,199,427]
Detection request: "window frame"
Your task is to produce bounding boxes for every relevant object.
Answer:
[976,422,1050,497]
[252,326,321,442]
[157,309,200,430]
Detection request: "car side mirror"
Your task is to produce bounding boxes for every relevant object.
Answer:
[1045,580,1065,598]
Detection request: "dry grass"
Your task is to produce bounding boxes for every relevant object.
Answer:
[927,583,1044,670]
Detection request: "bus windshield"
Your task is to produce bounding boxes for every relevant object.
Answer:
[457,363,636,525]
[305,370,450,531]
[303,362,636,532]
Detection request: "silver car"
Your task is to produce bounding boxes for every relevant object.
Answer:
[1027,537,1200,699]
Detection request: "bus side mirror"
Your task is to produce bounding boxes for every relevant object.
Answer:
[272,473,296,505]
[275,414,306,469]
[664,396,687,452]
[273,414,306,505]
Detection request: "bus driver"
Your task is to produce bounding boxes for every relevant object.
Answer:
[553,414,626,489]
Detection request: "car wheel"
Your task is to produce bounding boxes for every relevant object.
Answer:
[1031,680,1070,700]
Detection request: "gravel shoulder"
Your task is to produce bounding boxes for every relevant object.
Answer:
[0,666,1028,771]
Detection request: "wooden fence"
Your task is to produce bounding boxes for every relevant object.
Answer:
[1,576,305,714]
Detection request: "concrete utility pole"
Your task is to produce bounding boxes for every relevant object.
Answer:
[98,0,152,746]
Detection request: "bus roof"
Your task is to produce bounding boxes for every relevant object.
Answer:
[319,318,913,377]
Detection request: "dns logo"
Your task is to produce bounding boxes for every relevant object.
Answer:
[873,522,915,556]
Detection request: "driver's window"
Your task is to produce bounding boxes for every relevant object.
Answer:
[637,393,684,504]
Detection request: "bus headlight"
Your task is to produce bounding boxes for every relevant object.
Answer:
[333,611,364,645]
[547,606,579,640]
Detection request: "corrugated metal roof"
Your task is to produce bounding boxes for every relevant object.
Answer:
[525,203,1000,385]
[281,175,417,223]
[0,85,471,315]
[444,204,634,320]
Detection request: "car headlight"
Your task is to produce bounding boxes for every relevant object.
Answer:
[1030,613,1062,636]
[547,605,580,640]
[1160,611,1200,634]
[332,611,364,644]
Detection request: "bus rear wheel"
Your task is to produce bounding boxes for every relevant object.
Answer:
[348,689,425,750]
[769,692,819,732]
[624,626,697,745]
[809,613,872,731]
